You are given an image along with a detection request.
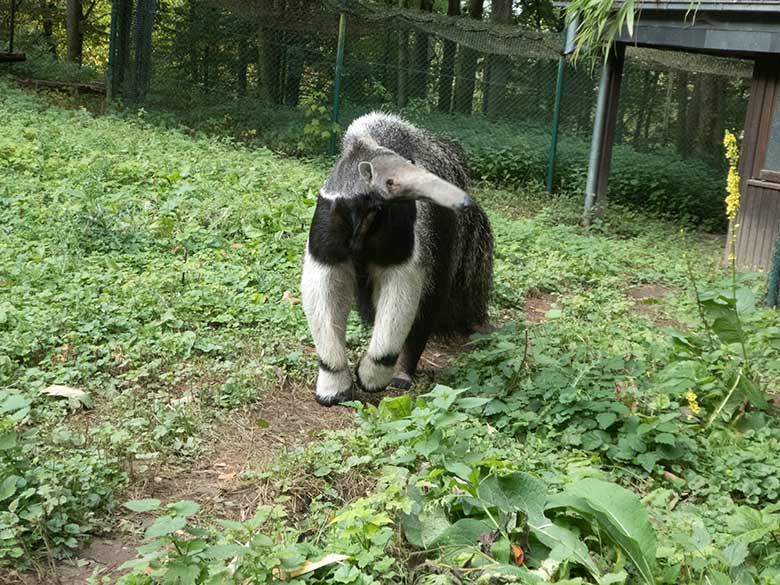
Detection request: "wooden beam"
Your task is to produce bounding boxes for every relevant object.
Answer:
[0,52,26,62]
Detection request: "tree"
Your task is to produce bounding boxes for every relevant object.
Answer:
[257,0,282,104]
[108,0,133,99]
[66,0,84,63]
[409,0,434,100]
[483,0,513,119]
[397,0,413,107]
[129,0,155,102]
[436,0,460,113]
[41,0,58,58]
[452,0,484,114]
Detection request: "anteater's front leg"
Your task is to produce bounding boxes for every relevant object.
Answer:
[302,251,355,406]
[357,261,424,392]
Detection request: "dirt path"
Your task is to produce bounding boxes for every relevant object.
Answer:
[8,341,469,585]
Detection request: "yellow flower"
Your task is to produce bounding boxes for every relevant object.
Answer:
[685,390,701,416]
[723,130,741,222]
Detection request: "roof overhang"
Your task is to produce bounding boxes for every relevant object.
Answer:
[616,10,780,56]
[556,1,780,56]
[627,1,780,12]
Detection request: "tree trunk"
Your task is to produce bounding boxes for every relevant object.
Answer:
[108,0,133,98]
[397,0,412,107]
[383,28,397,96]
[129,0,156,103]
[257,0,282,104]
[662,71,675,143]
[484,0,512,119]
[284,43,304,106]
[41,0,57,58]
[686,75,702,159]
[675,71,689,157]
[410,0,433,100]
[237,37,250,96]
[436,0,460,113]
[452,0,484,114]
[66,0,84,64]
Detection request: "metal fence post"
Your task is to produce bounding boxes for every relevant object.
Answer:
[329,1,348,156]
[546,55,566,193]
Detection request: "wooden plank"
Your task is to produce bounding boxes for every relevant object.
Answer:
[748,178,780,191]
[753,63,779,176]
[729,58,765,264]
[754,187,772,265]
[13,78,106,95]
[0,52,26,62]
[739,185,780,268]
[737,182,758,263]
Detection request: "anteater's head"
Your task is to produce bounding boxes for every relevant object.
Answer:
[326,124,472,209]
[355,147,472,211]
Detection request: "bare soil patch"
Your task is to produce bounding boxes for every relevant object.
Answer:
[524,292,559,324]
[627,284,673,326]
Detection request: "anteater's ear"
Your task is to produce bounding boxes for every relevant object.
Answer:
[358,161,373,184]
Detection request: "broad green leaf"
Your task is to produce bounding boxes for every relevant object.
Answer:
[529,517,602,580]
[444,459,472,481]
[378,394,413,420]
[478,472,546,520]
[162,560,200,584]
[430,518,493,548]
[548,479,656,584]
[205,544,247,559]
[596,412,617,429]
[0,476,19,501]
[124,498,161,513]
[705,571,732,585]
[491,535,511,563]
[145,515,187,539]
[404,505,451,549]
[0,431,17,450]
[0,394,30,414]
[637,452,658,472]
[167,500,200,518]
[722,540,749,568]
[456,397,492,410]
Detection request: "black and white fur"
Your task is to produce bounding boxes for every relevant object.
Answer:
[301,113,493,406]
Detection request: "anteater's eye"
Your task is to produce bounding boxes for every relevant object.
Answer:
[409,159,416,165]
[386,179,394,187]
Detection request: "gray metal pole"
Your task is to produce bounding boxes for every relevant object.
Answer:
[583,55,611,222]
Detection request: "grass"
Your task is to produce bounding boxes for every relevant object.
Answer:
[1,80,780,584]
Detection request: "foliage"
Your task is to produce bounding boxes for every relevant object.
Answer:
[2,82,780,584]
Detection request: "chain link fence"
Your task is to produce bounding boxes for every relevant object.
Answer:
[2,0,752,226]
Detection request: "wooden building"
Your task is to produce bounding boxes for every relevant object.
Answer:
[570,0,780,269]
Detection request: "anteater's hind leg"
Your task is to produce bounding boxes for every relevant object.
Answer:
[392,320,433,389]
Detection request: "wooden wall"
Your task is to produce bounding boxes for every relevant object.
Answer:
[734,58,780,270]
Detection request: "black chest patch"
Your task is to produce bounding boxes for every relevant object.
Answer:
[308,195,416,268]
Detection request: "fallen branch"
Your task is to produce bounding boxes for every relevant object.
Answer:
[14,77,106,95]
